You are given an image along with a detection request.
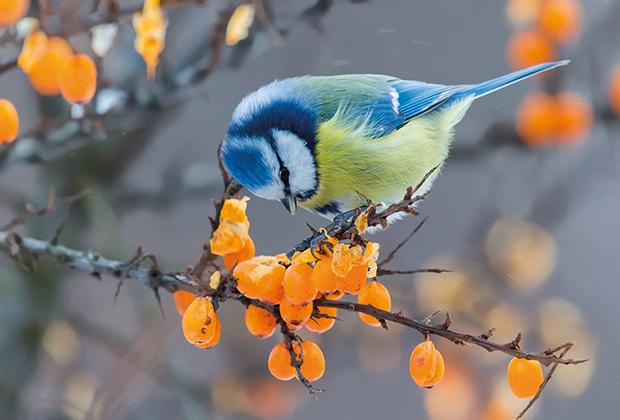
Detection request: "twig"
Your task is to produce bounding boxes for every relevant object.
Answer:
[378,216,428,267]
[315,299,586,367]
[376,267,452,276]
[516,345,574,419]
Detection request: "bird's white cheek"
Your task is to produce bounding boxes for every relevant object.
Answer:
[253,182,285,201]
[272,129,317,194]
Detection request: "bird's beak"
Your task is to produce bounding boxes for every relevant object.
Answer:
[281,195,297,215]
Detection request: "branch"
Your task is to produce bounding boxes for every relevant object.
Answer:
[516,345,573,419]
[315,299,586,367]
[0,230,198,295]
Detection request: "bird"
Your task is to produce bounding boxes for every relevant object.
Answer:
[220,60,568,222]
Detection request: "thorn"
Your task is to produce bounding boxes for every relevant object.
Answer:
[422,309,440,325]
[113,278,124,306]
[306,223,320,236]
[152,287,165,319]
[480,328,496,340]
[441,312,452,329]
[506,333,522,349]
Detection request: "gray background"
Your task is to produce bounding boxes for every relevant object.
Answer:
[1,0,619,418]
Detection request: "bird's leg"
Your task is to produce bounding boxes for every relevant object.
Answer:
[287,207,368,259]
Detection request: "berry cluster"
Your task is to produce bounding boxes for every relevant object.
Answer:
[175,197,549,399]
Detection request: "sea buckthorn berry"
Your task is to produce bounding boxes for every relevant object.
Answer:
[507,29,557,70]
[233,259,260,299]
[173,290,197,316]
[59,54,97,104]
[28,36,73,96]
[507,357,544,398]
[0,0,29,27]
[253,263,285,304]
[135,34,164,80]
[194,315,221,349]
[306,306,337,334]
[340,263,368,295]
[409,339,445,388]
[225,3,255,46]
[555,92,593,144]
[283,263,317,305]
[312,258,339,293]
[357,281,391,327]
[18,30,47,73]
[539,0,581,44]
[516,91,556,146]
[296,341,326,382]
[279,300,312,330]
[181,297,219,347]
[211,223,248,256]
[245,305,277,338]
[331,243,363,277]
[268,342,296,381]
[0,99,19,144]
[610,66,620,118]
[223,236,255,271]
[291,248,318,265]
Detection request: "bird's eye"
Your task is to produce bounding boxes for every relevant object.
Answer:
[279,167,290,184]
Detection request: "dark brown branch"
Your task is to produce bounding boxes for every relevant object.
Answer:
[315,299,586,367]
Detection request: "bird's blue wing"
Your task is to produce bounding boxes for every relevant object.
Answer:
[307,61,569,138]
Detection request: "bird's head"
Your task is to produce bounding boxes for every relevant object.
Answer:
[220,82,318,215]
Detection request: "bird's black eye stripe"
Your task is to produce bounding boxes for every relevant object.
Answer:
[279,167,290,185]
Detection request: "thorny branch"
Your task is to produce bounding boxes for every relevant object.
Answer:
[0,159,587,416]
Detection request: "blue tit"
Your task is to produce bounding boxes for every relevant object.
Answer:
[220,60,568,220]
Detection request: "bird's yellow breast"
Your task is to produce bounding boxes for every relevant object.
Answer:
[301,99,473,212]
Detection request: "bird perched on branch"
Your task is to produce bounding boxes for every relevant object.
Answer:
[220,61,568,220]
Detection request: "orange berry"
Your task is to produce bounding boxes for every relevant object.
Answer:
[0,0,29,27]
[0,99,19,144]
[610,66,620,118]
[507,357,544,398]
[283,263,317,305]
[194,315,221,349]
[135,34,164,80]
[18,30,47,72]
[516,91,556,146]
[507,29,557,70]
[312,258,339,293]
[357,281,391,327]
[181,297,219,347]
[268,342,296,381]
[340,263,367,295]
[409,339,445,388]
[279,300,312,330]
[555,92,593,144]
[223,236,255,271]
[254,263,285,304]
[539,0,581,44]
[245,305,277,338]
[233,259,260,299]
[28,37,73,96]
[297,341,326,382]
[173,290,197,316]
[59,54,97,104]
[306,306,336,334]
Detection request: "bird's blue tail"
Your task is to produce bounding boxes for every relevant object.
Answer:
[454,60,570,100]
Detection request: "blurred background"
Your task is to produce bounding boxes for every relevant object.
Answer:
[0,0,618,418]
